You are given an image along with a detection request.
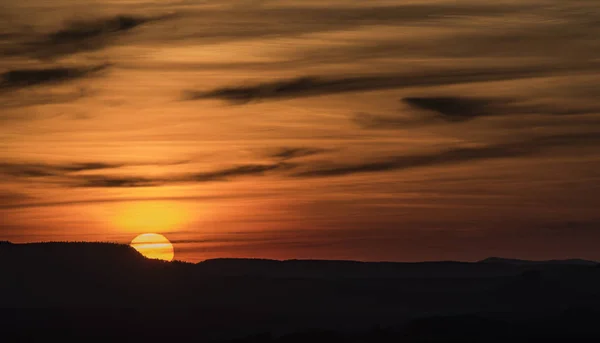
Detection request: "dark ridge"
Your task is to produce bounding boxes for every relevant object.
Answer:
[479,257,598,266]
[195,257,597,279]
[0,241,147,266]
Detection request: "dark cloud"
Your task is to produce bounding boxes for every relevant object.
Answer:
[188,163,292,182]
[74,176,160,188]
[403,96,600,121]
[355,96,600,129]
[0,160,292,188]
[293,132,600,178]
[0,190,33,205]
[0,194,263,210]
[0,65,108,92]
[0,162,123,178]
[7,14,174,59]
[270,147,328,160]
[353,96,506,129]
[402,97,502,122]
[293,145,532,178]
[60,163,293,188]
[187,64,589,103]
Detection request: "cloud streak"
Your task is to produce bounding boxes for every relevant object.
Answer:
[0,65,108,92]
[0,161,123,178]
[187,163,292,182]
[402,97,502,122]
[292,132,600,178]
[4,132,599,189]
[6,14,174,59]
[187,64,594,104]
[74,176,161,188]
[354,95,600,129]
[269,147,328,161]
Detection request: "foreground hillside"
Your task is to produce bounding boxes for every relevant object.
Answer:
[1,242,600,341]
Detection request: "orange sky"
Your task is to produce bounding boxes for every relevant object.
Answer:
[1,0,600,262]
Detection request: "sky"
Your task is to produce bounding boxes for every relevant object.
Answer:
[1,0,600,262]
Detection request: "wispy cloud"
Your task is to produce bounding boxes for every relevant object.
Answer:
[0,190,33,206]
[354,95,600,129]
[74,176,161,188]
[269,147,329,161]
[6,14,174,59]
[403,96,600,121]
[402,97,502,122]
[4,131,599,188]
[187,64,592,104]
[293,132,600,178]
[187,163,292,182]
[0,161,123,178]
[293,145,531,178]
[0,65,108,92]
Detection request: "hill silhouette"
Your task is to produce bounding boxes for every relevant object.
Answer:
[2,241,600,341]
[479,256,598,266]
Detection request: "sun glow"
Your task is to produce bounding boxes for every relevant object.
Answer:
[130,233,175,261]
[114,201,191,233]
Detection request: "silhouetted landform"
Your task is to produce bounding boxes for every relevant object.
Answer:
[2,242,600,342]
[480,257,599,266]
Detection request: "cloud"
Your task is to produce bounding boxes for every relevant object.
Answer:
[5,132,599,189]
[0,161,123,178]
[0,159,292,188]
[0,65,108,92]
[402,97,502,122]
[355,95,600,129]
[0,190,33,205]
[8,14,174,59]
[188,163,292,182]
[0,193,272,210]
[404,96,600,121]
[186,64,589,103]
[293,145,532,178]
[74,176,161,188]
[269,147,328,160]
[292,132,600,178]
[67,163,290,188]
[352,96,507,129]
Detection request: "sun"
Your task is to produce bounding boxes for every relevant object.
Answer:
[130,233,174,261]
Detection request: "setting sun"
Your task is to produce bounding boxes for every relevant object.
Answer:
[130,233,175,261]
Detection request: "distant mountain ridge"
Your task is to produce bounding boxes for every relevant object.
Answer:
[2,241,597,268]
[2,241,598,280]
[479,256,598,266]
[202,256,599,266]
